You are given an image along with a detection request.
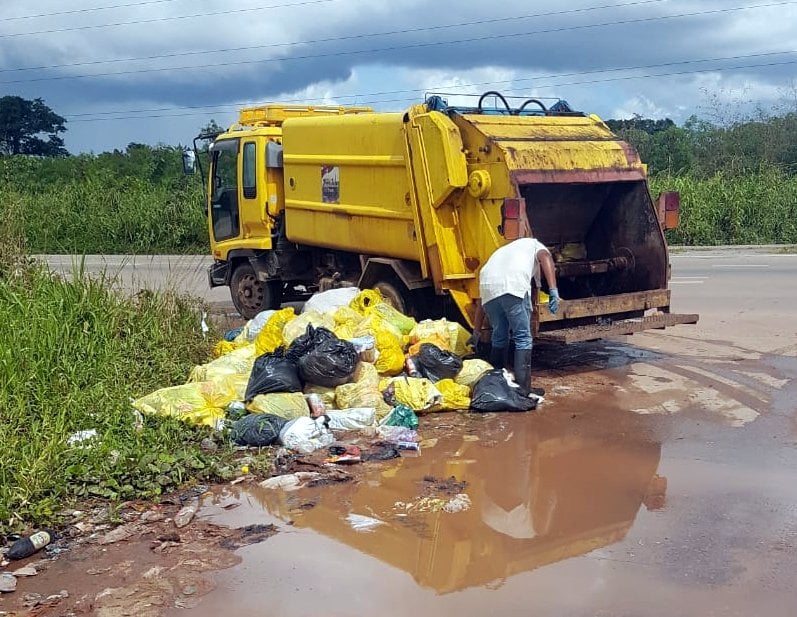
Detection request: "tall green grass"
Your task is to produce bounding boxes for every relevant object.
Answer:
[8,179,207,255]
[0,201,227,532]
[651,167,797,246]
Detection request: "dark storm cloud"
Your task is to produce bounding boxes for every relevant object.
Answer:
[0,0,794,150]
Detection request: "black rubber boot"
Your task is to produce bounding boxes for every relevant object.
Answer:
[514,348,545,397]
[489,346,507,370]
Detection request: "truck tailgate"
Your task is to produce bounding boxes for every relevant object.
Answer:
[535,313,699,344]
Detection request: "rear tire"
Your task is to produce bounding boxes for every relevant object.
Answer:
[230,263,280,319]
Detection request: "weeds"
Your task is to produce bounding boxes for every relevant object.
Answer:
[0,206,234,532]
[652,166,797,246]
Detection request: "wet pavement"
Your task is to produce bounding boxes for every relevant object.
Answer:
[11,251,797,617]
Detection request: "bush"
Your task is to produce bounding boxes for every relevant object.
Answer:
[651,167,797,245]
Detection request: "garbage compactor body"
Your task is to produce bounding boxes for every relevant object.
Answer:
[200,95,697,342]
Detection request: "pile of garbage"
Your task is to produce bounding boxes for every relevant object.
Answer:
[133,288,540,454]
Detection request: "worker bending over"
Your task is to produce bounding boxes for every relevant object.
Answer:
[470,238,559,396]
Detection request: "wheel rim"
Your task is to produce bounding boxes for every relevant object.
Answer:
[237,272,265,312]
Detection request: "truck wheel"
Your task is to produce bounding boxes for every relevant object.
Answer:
[374,279,411,315]
[230,263,278,319]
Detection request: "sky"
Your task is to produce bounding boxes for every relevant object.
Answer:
[1,0,795,153]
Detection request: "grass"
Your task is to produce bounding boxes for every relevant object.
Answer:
[4,179,207,255]
[652,167,797,246]
[0,200,237,533]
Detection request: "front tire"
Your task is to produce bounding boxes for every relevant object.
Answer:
[230,263,280,319]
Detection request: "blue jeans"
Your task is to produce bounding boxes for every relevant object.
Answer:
[483,293,533,351]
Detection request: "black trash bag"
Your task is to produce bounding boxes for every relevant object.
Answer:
[230,414,287,447]
[415,343,463,382]
[470,369,538,413]
[286,326,337,364]
[298,336,358,388]
[244,348,302,401]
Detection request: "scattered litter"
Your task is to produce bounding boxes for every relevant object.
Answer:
[347,513,386,532]
[219,524,278,550]
[442,493,472,513]
[260,472,322,491]
[0,573,16,593]
[6,530,52,560]
[67,429,98,447]
[12,566,37,577]
[174,498,199,529]
[99,524,141,545]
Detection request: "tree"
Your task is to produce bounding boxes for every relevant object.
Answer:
[0,96,67,156]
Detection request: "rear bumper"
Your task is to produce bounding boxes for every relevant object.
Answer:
[535,313,699,343]
[533,289,698,343]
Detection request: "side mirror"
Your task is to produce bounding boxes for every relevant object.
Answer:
[182,149,196,175]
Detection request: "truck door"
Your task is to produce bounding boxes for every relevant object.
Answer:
[209,137,240,242]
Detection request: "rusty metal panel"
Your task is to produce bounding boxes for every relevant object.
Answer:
[536,313,700,343]
[539,290,671,322]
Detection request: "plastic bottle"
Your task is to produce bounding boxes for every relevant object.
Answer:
[7,530,53,560]
[405,357,421,378]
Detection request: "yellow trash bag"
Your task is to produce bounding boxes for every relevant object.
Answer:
[254,307,296,355]
[282,310,335,345]
[374,333,405,376]
[212,340,238,358]
[189,344,257,382]
[435,379,471,410]
[369,302,416,335]
[383,377,442,411]
[350,289,383,314]
[354,314,402,345]
[332,306,364,340]
[304,384,337,408]
[247,392,309,419]
[336,362,392,418]
[333,306,364,326]
[216,373,249,401]
[133,382,233,428]
[410,319,472,357]
[455,359,493,387]
[407,333,451,356]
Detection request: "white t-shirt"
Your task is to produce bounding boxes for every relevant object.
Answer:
[479,238,549,306]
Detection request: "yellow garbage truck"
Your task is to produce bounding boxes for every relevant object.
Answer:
[188,91,697,343]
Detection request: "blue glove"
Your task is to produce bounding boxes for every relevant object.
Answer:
[548,288,560,314]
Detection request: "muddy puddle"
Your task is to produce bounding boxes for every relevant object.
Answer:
[4,334,796,617]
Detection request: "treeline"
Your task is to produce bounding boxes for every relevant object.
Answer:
[1,112,796,253]
[0,144,207,254]
[604,113,797,245]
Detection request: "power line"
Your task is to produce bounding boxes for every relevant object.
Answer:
[5,0,186,22]
[61,50,797,119]
[2,1,794,85]
[66,55,797,123]
[0,0,338,38]
[1,0,674,73]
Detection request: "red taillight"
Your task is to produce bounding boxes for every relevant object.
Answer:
[502,198,522,220]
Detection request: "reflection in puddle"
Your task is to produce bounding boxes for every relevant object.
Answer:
[203,413,664,594]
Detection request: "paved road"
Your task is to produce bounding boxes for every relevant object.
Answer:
[39,251,797,617]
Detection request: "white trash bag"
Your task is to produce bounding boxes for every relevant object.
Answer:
[278,416,335,454]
